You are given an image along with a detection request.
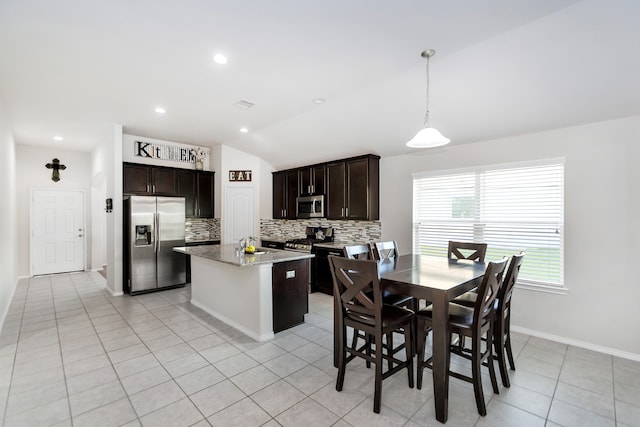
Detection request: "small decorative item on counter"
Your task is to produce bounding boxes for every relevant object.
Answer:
[245,245,256,254]
[194,146,208,170]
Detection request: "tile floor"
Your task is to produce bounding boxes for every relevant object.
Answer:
[0,272,638,426]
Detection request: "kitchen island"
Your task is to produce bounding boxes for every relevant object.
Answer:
[174,244,314,341]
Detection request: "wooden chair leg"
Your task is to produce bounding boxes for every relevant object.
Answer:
[373,331,383,414]
[505,324,516,371]
[486,330,500,395]
[365,333,372,368]
[386,332,393,372]
[404,324,414,388]
[336,325,347,391]
[494,321,510,388]
[471,334,487,416]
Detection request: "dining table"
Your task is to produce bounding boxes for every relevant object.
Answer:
[332,254,486,424]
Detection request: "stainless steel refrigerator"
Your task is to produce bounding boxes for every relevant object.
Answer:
[124,196,186,294]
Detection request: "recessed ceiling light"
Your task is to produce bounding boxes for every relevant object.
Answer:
[155,107,166,114]
[240,128,249,133]
[53,136,63,141]
[213,54,228,65]
[313,98,325,104]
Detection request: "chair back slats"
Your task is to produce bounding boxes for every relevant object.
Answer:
[343,244,372,260]
[448,241,488,262]
[473,258,508,327]
[329,255,381,319]
[372,241,399,261]
[497,252,525,316]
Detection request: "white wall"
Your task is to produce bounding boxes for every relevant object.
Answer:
[380,115,640,358]
[15,145,92,277]
[0,106,17,326]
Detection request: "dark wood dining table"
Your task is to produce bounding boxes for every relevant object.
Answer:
[332,254,486,424]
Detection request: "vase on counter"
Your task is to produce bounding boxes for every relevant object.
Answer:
[195,159,203,170]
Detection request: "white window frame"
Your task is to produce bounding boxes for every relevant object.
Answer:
[412,158,567,294]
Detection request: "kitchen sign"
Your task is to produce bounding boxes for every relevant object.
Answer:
[134,140,209,165]
[229,170,252,181]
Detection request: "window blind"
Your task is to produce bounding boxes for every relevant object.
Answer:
[413,162,564,288]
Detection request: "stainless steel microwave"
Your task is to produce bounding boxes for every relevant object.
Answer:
[296,195,325,218]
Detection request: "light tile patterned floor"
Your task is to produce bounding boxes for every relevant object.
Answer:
[0,272,638,426]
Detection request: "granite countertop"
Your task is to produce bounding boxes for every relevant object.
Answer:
[174,244,314,267]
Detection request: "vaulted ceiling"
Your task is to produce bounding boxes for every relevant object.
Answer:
[1,0,638,169]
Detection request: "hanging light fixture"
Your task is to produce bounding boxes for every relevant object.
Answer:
[406,49,451,148]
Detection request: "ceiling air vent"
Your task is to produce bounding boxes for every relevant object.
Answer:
[234,100,255,110]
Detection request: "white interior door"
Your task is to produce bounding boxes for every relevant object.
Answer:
[224,186,255,244]
[31,189,85,275]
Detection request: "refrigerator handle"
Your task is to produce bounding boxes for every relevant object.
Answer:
[153,213,160,253]
[155,212,160,253]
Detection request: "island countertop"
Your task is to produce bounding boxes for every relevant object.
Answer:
[174,244,314,267]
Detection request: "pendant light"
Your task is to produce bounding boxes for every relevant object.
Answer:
[406,49,451,148]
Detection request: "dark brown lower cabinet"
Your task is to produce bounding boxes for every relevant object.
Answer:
[272,259,309,333]
[312,246,344,295]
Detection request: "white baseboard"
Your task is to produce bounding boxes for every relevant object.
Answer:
[511,325,640,362]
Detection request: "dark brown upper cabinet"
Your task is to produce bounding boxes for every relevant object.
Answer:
[325,155,379,220]
[196,171,215,218]
[177,169,215,218]
[299,165,325,196]
[273,154,379,221]
[273,170,299,219]
[123,162,176,195]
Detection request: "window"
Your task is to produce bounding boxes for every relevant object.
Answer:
[412,160,564,291]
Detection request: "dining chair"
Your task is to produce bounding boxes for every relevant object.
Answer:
[343,244,371,260]
[448,241,488,347]
[449,252,525,387]
[343,243,416,361]
[491,252,525,386]
[329,255,414,414]
[370,240,399,261]
[415,257,508,416]
[448,241,488,262]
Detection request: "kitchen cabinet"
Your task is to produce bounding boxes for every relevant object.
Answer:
[312,246,344,295]
[197,172,215,218]
[326,155,380,220]
[299,165,325,196]
[272,259,309,332]
[177,170,197,216]
[123,162,177,195]
[273,170,299,219]
[155,169,215,218]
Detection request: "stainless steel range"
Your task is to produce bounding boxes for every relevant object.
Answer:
[284,226,334,253]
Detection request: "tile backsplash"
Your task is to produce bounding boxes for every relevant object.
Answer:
[186,218,220,242]
[260,219,381,242]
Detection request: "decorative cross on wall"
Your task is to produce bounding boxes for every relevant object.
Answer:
[45,158,66,182]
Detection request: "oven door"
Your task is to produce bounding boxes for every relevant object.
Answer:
[296,195,324,218]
